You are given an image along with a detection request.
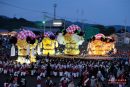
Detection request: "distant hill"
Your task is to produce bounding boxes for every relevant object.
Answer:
[113,25,130,32]
[56,20,130,32]
[68,21,130,32]
[0,15,37,31]
[0,15,130,32]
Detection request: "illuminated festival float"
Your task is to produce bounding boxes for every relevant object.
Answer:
[41,31,58,55]
[57,24,84,55]
[87,33,117,56]
[16,29,37,64]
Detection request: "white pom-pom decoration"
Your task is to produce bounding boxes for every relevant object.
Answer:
[57,33,66,45]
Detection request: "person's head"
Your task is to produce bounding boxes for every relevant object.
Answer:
[91,76,95,79]
[98,71,101,74]
[47,77,50,80]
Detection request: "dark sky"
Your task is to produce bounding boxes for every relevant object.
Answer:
[0,0,130,25]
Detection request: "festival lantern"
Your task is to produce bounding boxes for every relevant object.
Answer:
[41,31,58,55]
[16,29,37,64]
[57,24,84,55]
[87,33,116,56]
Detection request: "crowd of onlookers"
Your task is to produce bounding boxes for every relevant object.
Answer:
[0,35,11,61]
[0,57,129,87]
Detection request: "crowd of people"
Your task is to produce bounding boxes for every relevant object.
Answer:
[0,56,129,87]
[0,35,11,61]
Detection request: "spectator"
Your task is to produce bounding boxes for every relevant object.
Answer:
[45,77,53,87]
[68,80,74,87]
[37,76,42,87]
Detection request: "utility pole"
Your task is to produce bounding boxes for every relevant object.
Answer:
[81,10,84,29]
[124,18,127,35]
[42,12,47,33]
[123,17,127,44]
[76,9,79,22]
[64,17,66,30]
[53,3,57,19]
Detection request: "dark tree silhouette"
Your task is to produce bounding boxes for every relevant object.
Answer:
[92,24,106,34]
[0,16,37,30]
[105,26,116,36]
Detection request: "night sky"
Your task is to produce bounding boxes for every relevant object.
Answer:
[0,0,130,25]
